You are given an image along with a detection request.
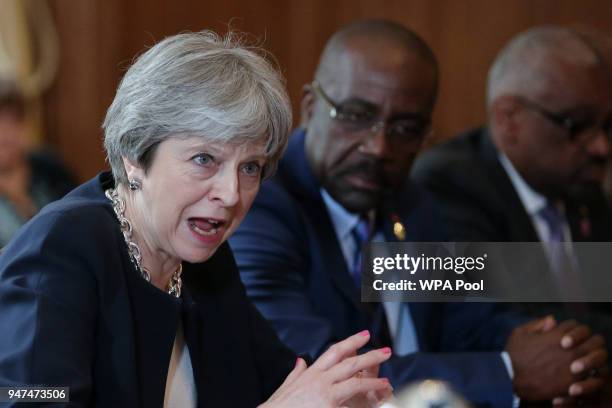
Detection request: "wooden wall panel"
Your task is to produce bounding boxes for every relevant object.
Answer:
[43,0,612,181]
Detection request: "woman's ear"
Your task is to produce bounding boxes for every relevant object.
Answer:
[300,83,316,129]
[122,156,145,183]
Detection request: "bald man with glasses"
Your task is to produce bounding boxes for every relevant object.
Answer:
[413,25,612,404]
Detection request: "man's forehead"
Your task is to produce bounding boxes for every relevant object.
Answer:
[324,46,434,98]
[533,58,612,109]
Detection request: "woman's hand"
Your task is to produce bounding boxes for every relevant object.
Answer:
[261,330,393,408]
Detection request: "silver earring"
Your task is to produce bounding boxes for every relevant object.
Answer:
[128,179,142,191]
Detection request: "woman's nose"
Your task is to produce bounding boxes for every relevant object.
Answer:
[210,167,240,207]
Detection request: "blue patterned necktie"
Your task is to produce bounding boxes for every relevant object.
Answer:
[538,202,583,301]
[350,217,370,288]
[539,203,564,243]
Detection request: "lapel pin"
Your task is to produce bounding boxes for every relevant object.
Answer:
[391,213,406,241]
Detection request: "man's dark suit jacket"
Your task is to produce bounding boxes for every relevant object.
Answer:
[411,127,612,243]
[411,127,612,348]
[230,129,526,408]
[0,172,295,407]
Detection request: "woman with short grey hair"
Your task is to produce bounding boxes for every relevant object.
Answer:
[103,31,290,185]
[0,30,392,407]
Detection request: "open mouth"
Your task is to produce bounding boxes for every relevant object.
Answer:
[188,218,226,237]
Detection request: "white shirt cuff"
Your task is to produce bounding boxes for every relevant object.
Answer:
[500,351,520,408]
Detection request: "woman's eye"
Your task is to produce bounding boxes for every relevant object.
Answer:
[192,153,214,166]
[242,162,262,177]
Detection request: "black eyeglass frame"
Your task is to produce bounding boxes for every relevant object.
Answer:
[515,96,612,144]
[310,80,431,143]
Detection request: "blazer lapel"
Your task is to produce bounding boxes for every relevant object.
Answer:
[280,129,362,310]
[126,263,182,408]
[181,245,262,408]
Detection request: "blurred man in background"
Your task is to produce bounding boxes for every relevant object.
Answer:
[412,26,612,400]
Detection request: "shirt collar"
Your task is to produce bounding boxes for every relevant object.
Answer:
[321,189,362,241]
[499,153,547,216]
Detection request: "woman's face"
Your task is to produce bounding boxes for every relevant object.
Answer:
[125,136,267,264]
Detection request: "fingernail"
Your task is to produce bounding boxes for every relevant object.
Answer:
[561,336,573,348]
[359,330,370,337]
[295,357,302,367]
[552,397,564,405]
[569,384,582,396]
[571,360,584,374]
[380,347,392,355]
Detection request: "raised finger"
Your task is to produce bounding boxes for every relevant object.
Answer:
[332,377,392,405]
[360,362,380,379]
[327,347,392,382]
[313,330,371,371]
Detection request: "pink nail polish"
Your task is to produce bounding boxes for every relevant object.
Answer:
[295,357,301,367]
[359,330,370,337]
[381,347,392,354]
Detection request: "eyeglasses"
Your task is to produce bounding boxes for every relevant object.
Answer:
[516,96,612,145]
[311,81,430,145]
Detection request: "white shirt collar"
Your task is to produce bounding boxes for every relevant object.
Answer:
[498,153,548,216]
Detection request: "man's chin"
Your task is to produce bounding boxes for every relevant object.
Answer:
[334,190,381,214]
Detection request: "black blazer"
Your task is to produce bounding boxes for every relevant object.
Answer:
[412,127,612,243]
[0,172,295,407]
[411,127,612,351]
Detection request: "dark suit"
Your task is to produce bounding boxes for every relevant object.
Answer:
[411,127,612,350]
[0,172,295,408]
[230,129,526,408]
[411,127,612,243]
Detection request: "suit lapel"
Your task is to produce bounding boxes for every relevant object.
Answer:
[280,130,362,310]
[125,262,182,408]
[182,245,262,407]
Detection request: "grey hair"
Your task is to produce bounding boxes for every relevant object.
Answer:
[103,30,292,185]
[486,25,602,109]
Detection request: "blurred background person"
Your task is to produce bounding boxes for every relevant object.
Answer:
[0,76,75,247]
[0,0,73,248]
[412,27,612,393]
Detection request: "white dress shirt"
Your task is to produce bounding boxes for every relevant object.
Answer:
[499,153,573,244]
